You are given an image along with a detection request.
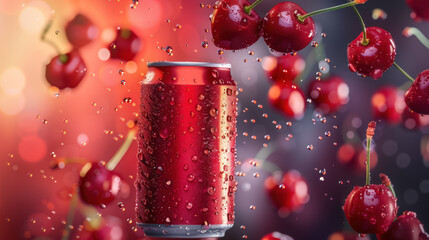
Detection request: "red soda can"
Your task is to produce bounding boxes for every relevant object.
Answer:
[137,62,237,238]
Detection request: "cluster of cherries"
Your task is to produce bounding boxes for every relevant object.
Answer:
[43,14,141,89]
[343,122,429,239]
[211,0,429,118]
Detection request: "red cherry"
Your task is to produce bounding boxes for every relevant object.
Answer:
[371,86,405,124]
[264,54,305,85]
[108,29,141,61]
[261,231,294,240]
[308,76,350,114]
[343,185,398,234]
[45,50,87,89]
[262,1,315,53]
[337,143,378,174]
[268,84,306,119]
[347,27,396,79]
[79,162,122,206]
[265,171,309,213]
[406,0,429,21]
[65,14,98,48]
[377,211,429,240]
[402,107,429,130]
[211,0,262,50]
[405,70,429,115]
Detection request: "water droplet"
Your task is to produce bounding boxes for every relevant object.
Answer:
[201,41,209,48]
[307,145,314,150]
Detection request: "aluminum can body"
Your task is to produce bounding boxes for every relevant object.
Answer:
[136,62,237,238]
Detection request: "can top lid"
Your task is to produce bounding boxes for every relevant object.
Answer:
[147,61,231,68]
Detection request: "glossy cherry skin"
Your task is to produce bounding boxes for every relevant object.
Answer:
[402,107,429,130]
[211,0,262,50]
[344,185,398,234]
[265,171,309,212]
[45,50,87,89]
[264,54,305,85]
[268,84,306,119]
[79,162,122,206]
[337,143,378,174]
[406,0,429,21]
[261,231,294,240]
[108,29,141,61]
[263,1,315,53]
[65,14,98,48]
[377,211,429,240]
[347,27,396,79]
[405,70,429,115]
[371,86,405,124]
[308,76,350,114]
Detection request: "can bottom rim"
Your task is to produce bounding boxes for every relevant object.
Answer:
[137,223,233,238]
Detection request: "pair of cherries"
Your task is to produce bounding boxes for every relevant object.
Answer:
[45,14,142,89]
[265,53,349,119]
[343,122,429,239]
[371,85,429,130]
[211,0,368,53]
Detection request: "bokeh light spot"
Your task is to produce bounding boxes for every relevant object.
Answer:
[0,67,26,95]
[18,135,47,163]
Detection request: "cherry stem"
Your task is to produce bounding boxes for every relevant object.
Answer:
[244,0,264,15]
[350,4,369,45]
[380,173,397,198]
[105,128,137,171]
[41,18,68,63]
[254,143,282,173]
[404,27,429,49]
[61,188,78,240]
[393,62,415,83]
[365,121,376,185]
[297,1,361,23]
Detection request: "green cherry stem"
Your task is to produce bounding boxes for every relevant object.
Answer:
[365,121,376,185]
[244,0,264,15]
[297,1,363,23]
[403,27,429,50]
[41,18,68,63]
[61,188,79,240]
[380,173,397,198]
[393,62,415,83]
[350,4,369,45]
[105,127,137,171]
[254,143,282,173]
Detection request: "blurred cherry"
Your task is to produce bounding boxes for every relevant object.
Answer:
[79,162,122,206]
[405,70,429,115]
[371,86,405,124]
[108,29,141,61]
[328,231,370,240]
[264,54,305,85]
[268,84,306,120]
[261,231,294,240]
[347,27,396,79]
[377,211,429,240]
[65,13,98,48]
[45,50,87,89]
[265,170,309,213]
[308,76,349,114]
[211,0,262,50]
[262,1,315,53]
[76,216,123,240]
[402,107,429,130]
[406,0,429,21]
[337,143,378,174]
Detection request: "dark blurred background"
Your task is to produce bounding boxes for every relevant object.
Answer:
[0,0,428,239]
